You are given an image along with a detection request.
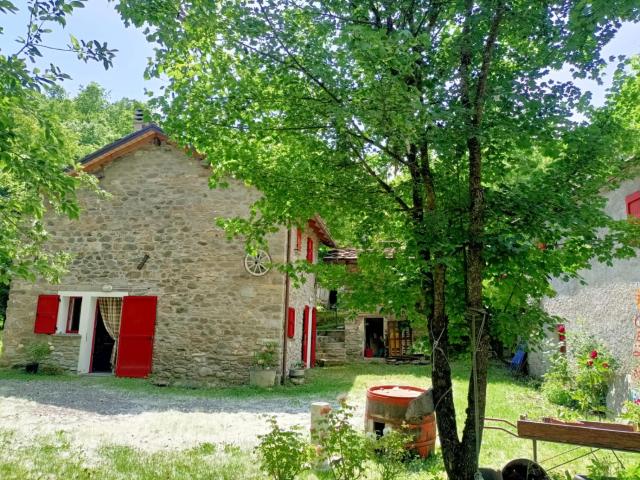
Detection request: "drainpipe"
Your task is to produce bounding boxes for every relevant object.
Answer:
[281,228,292,385]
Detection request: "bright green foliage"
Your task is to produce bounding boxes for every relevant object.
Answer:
[114,0,640,346]
[256,418,314,480]
[47,82,142,158]
[24,340,52,364]
[318,404,371,480]
[252,341,279,369]
[0,1,117,285]
[541,353,574,407]
[115,1,640,476]
[620,400,640,427]
[585,456,640,480]
[374,428,413,480]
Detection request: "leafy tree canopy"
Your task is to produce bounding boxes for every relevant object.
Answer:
[46,82,142,158]
[0,0,117,284]
[116,0,639,477]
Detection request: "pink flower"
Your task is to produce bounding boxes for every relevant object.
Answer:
[590,350,598,359]
[557,324,565,334]
[602,362,609,369]
[635,398,640,405]
[587,360,594,367]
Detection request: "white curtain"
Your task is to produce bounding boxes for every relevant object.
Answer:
[98,297,122,368]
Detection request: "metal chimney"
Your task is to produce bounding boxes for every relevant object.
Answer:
[133,108,145,131]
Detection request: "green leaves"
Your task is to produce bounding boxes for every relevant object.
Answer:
[115,1,640,475]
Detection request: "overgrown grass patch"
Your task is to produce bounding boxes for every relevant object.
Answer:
[0,429,449,480]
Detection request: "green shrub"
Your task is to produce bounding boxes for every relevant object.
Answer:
[585,455,640,480]
[318,404,371,480]
[373,427,413,480]
[39,364,64,376]
[256,418,313,480]
[253,342,278,369]
[542,353,574,407]
[25,341,52,364]
[621,400,640,428]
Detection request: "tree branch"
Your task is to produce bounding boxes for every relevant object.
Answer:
[351,146,412,213]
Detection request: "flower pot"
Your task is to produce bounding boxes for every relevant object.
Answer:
[289,368,305,385]
[249,368,276,387]
[25,362,39,374]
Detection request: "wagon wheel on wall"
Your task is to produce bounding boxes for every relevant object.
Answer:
[244,250,272,276]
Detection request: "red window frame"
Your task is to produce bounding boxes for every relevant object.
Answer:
[66,297,82,334]
[306,237,314,263]
[296,229,303,251]
[626,191,640,218]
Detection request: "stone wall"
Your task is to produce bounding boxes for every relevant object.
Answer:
[47,335,82,372]
[285,227,320,373]
[528,177,640,412]
[2,141,290,386]
[345,314,367,359]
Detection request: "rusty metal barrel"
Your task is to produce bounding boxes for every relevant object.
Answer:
[365,385,437,458]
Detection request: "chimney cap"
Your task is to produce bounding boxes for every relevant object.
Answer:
[134,108,144,121]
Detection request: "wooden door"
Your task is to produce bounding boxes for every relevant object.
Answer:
[115,296,157,378]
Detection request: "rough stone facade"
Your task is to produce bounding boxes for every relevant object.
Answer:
[528,177,640,411]
[283,227,320,373]
[2,140,317,385]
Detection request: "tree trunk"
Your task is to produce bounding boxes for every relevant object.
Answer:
[427,261,489,480]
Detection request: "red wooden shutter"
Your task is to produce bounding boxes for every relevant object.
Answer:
[310,307,317,368]
[287,307,296,338]
[306,237,314,263]
[34,295,59,334]
[296,229,302,251]
[115,296,157,378]
[626,191,640,218]
[301,306,310,367]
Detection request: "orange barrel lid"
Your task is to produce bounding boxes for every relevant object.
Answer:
[366,385,426,406]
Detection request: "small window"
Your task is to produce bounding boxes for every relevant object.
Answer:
[66,297,82,333]
[306,237,314,263]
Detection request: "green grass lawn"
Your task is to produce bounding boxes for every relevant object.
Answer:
[0,360,638,479]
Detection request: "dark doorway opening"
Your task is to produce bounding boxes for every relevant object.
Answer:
[91,305,115,373]
[364,318,385,357]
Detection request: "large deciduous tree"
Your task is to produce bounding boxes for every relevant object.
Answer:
[116,1,640,477]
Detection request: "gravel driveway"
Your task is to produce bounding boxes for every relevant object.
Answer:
[0,379,361,455]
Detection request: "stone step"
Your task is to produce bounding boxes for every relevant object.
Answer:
[317,358,345,367]
[317,346,346,354]
[317,335,344,343]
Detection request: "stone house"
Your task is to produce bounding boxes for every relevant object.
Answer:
[0,123,335,385]
[528,178,640,411]
[318,248,425,363]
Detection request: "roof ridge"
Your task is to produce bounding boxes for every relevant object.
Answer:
[80,124,165,165]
